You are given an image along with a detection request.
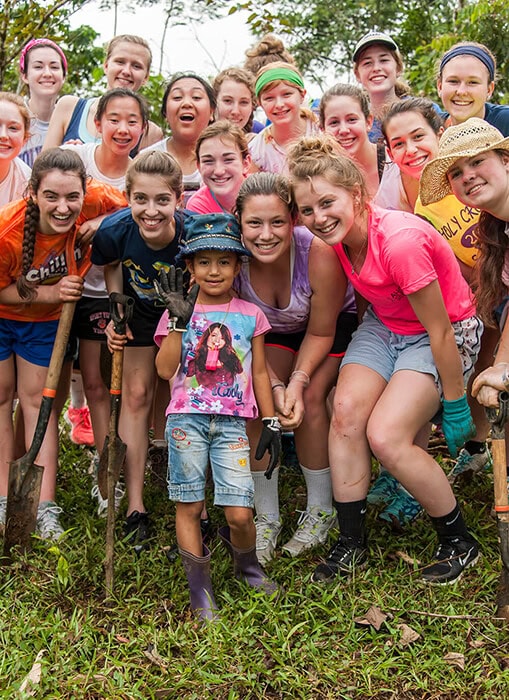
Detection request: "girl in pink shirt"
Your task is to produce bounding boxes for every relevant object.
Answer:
[288,134,481,586]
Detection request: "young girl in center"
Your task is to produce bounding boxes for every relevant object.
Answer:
[288,134,482,586]
[91,150,187,547]
[187,120,251,215]
[154,212,281,621]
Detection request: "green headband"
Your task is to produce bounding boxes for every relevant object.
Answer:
[255,68,305,97]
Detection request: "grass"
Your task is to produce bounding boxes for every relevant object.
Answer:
[1,429,509,699]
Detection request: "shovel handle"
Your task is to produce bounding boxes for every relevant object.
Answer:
[486,392,509,521]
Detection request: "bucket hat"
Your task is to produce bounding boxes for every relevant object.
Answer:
[420,118,509,205]
[177,213,251,261]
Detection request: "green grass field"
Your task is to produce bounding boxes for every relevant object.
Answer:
[1,429,508,699]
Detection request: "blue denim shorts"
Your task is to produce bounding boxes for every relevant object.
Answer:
[166,413,254,507]
[342,306,482,397]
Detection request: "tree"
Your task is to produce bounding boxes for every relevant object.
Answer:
[230,0,509,100]
[0,0,103,94]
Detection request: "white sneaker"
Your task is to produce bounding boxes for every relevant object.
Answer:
[36,501,64,541]
[91,482,125,518]
[255,515,282,565]
[282,507,337,557]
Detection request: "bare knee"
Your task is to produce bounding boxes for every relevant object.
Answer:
[225,506,254,533]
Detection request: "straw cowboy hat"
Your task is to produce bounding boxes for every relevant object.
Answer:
[420,118,509,206]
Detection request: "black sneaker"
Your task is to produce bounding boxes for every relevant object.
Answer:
[421,536,480,585]
[124,511,151,551]
[312,537,368,582]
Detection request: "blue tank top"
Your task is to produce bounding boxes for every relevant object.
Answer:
[62,97,97,144]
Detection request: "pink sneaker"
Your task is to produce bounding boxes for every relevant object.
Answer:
[64,405,95,446]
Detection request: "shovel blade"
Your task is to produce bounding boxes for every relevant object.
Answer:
[3,458,43,561]
[97,435,127,500]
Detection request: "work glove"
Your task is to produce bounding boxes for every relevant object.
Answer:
[255,417,282,480]
[154,266,199,331]
[441,394,475,458]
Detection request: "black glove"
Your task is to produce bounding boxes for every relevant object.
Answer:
[154,266,199,331]
[255,417,282,480]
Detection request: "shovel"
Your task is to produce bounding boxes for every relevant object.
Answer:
[486,391,509,621]
[2,301,77,562]
[2,238,90,563]
[97,293,134,596]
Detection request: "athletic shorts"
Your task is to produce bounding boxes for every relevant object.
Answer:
[72,296,110,341]
[0,318,76,367]
[265,311,358,357]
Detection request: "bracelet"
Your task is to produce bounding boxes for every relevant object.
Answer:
[166,316,186,333]
[289,369,310,387]
[271,382,285,391]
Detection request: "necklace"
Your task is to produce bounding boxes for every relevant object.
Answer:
[345,237,368,275]
[199,297,232,371]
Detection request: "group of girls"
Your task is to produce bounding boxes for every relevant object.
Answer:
[0,26,507,608]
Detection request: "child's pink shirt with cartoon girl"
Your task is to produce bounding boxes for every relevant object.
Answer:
[154,297,271,419]
[333,205,476,335]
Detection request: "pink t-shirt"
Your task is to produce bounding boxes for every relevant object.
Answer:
[186,186,223,215]
[333,205,476,335]
[154,297,271,418]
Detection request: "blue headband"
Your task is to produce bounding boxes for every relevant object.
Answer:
[440,46,495,82]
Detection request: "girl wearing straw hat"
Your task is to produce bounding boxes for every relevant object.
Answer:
[420,118,509,407]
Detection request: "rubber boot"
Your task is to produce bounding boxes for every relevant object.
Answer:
[218,526,279,595]
[179,545,218,622]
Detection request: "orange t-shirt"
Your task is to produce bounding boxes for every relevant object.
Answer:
[0,178,127,322]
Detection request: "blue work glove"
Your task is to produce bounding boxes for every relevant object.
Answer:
[255,417,282,480]
[441,394,475,458]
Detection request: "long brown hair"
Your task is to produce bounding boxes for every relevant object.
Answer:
[473,210,508,325]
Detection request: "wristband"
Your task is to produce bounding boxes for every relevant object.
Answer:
[289,369,310,387]
[166,316,186,333]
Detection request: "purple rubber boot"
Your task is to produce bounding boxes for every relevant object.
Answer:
[179,545,218,622]
[218,526,279,595]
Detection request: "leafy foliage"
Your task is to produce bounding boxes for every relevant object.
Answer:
[231,0,509,101]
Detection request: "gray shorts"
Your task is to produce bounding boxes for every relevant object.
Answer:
[342,306,483,397]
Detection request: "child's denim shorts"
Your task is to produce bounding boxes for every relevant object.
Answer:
[166,413,254,507]
[341,306,483,397]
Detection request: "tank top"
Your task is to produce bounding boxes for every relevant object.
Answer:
[62,97,97,144]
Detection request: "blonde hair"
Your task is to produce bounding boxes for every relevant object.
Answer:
[244,34,296,76]
[287,134,369,206]
[0,92,30,136]
[105,34,152,71]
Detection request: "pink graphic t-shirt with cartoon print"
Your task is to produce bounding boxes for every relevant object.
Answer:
[154,297,271,419]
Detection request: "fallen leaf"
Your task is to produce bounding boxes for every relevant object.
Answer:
[19,650,45,696]
[115,635,130,644]
[444,652,465,670]
[354,605,387,631]
[466,627,485,649]
[398,623,420,646]
[143,644,169,672]
[499,656,509,671]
